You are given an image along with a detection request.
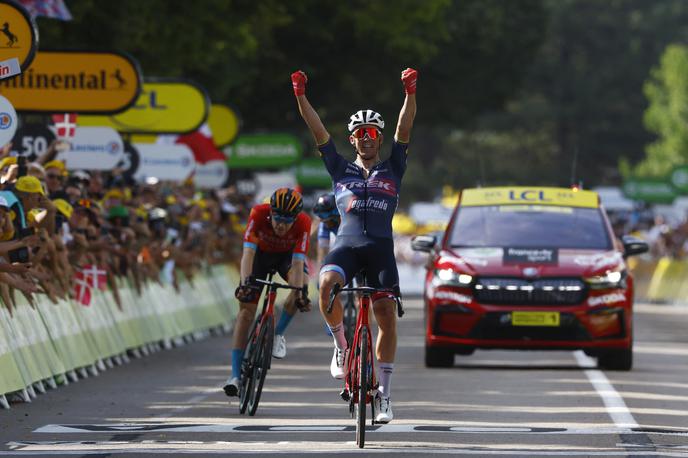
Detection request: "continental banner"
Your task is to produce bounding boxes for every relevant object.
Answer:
[0,50,142,113]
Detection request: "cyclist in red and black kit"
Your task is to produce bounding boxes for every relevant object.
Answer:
[291,68,417,422]
[223,187,311,397]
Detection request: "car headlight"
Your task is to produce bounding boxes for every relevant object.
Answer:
[433,269,473,287]
[584,270,626,290]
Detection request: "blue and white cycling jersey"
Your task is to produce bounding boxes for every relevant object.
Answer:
[317,219,339,248]
[318,138,408,240]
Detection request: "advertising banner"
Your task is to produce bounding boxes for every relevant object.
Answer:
[79,79,209,134]
[670,165,688,194]
[10,123,55,158]
[133,143,195,182]
[0,95,17,147]
[296,157,330,187]
[623,178,676,204]
[224,133,302,169]
[194,160,228,189]
[208,104,240,147]
[0,50,142,113]
[57,126,124,170]
[0,0,38,71]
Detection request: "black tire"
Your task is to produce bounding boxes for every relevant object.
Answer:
[343,293,357,346]
[239,319,259,414]
[425,345,454,368]
[356,327,368,448]
[248,315,274,416]
[598,346,633,371]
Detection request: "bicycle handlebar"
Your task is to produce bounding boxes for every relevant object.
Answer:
[253,277,306,292]
[327,283,404,318]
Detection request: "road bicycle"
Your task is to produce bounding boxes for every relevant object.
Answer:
[239,270,307,416]
[327,280,404,448]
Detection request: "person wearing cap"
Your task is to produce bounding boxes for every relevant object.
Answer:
[44,160,67,196]
[12,175,57,236]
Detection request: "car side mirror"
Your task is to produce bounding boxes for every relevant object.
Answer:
[411,234,437,253]
[621,235,648,257]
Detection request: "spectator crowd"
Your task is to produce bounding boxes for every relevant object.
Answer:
[0,139,253,315]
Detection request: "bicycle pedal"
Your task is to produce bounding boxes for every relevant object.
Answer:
[340,388,350,401]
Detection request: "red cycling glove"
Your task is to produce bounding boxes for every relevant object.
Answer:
[401,68,417,95]
[291,70,308,96]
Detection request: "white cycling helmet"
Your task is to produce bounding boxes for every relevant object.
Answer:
[347,109,385,132]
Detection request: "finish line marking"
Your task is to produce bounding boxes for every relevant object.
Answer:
[32,424,688,436]
[574,351,639,428]
[4,441,688,457]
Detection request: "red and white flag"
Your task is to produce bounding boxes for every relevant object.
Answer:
[73,270,92,306]
[52,113,78,139]
[82,264,107,291]
[175,124,225,164]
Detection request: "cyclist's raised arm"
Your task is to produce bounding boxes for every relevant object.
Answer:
[292,70,330,146]
[394,68,418,144]
[289,213,311,289]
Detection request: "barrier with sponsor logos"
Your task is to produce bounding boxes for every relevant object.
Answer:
[0,264,239,406]
[628,257,688,304]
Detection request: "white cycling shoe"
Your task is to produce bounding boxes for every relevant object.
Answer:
[374,394,393,423]
[273,334,287,359]
[330,347,348,379]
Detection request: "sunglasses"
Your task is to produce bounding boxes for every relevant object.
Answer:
[352,127,380,140]
[272,212,295,224]
[46,174,63,180]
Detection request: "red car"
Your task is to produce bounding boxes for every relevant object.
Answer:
[412,186,648,371]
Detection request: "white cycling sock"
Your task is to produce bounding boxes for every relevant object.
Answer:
[378,362,394,398]
[327,322,348,351]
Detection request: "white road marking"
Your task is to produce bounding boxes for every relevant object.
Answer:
[32,423,688,436]
[3,441,688,456]
[573,351,639,428]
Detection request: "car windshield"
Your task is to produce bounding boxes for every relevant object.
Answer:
[449,205,611,250]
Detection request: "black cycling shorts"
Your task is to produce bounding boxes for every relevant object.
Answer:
[251,248,308,287]
[320,236,398,289]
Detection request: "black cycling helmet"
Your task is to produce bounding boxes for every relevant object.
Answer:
[270,187,303,217]
[313,193,338,219]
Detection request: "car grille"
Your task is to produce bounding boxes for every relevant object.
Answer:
[474,277,586,305]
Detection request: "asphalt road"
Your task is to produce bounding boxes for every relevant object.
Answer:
[1,297,687,457]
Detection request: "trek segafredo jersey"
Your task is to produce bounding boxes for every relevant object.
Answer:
[318,138,408,239]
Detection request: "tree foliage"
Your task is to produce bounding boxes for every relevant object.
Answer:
[636,44,688,176]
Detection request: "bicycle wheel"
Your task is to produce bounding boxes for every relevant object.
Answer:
[248,315,274,416]
[343,293,357,346]
[356,326,368,448]
[239,319,259,414]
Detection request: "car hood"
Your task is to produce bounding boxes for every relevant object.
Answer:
[436,247,625,278]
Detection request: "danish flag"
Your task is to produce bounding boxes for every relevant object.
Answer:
[72,264,107,307]
[52,113,78,139]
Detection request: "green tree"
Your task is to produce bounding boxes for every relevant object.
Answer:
[636,44,688,176]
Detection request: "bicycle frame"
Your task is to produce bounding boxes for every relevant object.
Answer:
[344,292,376,404]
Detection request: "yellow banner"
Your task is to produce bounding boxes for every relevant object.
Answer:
[79,80,209,134]
[209,104,240,147]
[0,1,38,70]
[460,187,599,208]
[0,51,141,113]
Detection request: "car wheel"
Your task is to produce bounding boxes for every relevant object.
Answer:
[597,347,633,371]
[425,346,454,368]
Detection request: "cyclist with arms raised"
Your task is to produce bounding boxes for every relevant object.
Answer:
[291,68,417,423]
[223,188,311,397]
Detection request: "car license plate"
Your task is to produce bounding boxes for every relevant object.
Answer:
[512,311,560,327]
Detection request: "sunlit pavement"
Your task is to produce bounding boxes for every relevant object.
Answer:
[1,298,688,457]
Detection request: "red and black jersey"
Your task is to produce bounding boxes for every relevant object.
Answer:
[243,203,311,259]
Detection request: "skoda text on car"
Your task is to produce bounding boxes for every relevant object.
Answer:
[411,187,648,371]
